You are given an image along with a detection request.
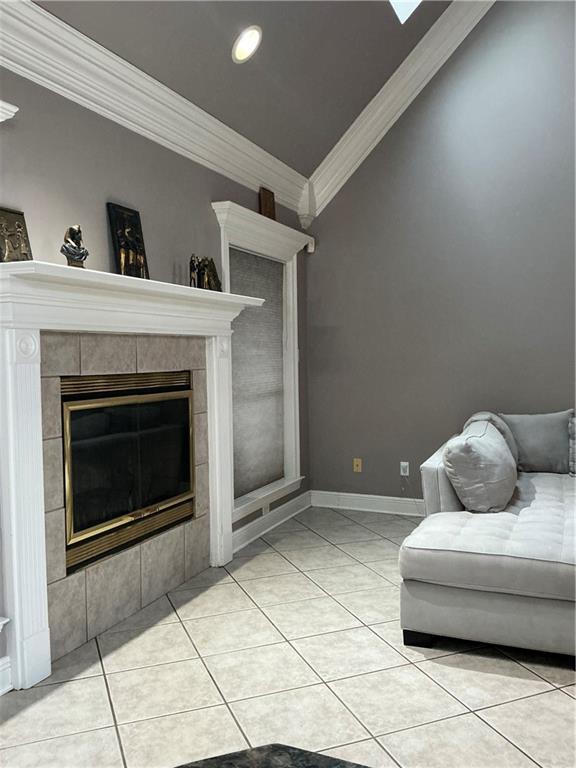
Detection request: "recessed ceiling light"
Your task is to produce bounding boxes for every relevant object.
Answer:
[232,25,262,64]
[389,1,422,24]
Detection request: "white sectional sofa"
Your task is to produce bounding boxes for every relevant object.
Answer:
[400,411,575,656]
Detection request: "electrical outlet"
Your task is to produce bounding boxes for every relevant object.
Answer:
[400,461,410,477]
[353,458,363,473]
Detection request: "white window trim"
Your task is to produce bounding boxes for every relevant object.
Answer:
[212,202,314,519]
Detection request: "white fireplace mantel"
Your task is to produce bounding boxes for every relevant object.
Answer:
[0,261,263,691]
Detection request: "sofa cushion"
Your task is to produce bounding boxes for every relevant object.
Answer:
[400,473,575,601]
[443,422,517,512]
[463,411,518,463]
[500,410,573,474]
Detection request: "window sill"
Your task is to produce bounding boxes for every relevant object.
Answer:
[233,476,304,523]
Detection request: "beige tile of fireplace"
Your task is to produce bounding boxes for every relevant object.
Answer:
[47,570,87,660]
[86,546,141,638]
[193,368,207,413]
[136,335,205,372]
[79,334,137,375]
[43,438,63,512]
[194,411,208,465]
[184,514,210,580]
[141,525,185,606]
[40,332,80,376]
[195,463,209,517]
[0,727,124,768]
[41,377,61,439]
[45,509,66,584]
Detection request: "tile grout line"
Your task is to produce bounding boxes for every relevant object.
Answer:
[243,511,553,765]
[224,553,393,758]
[238,521,407,764]
[95,635,129,768]
[165,591,255,751]
[243,536,557,768]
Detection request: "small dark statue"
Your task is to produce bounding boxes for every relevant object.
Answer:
[189,254,222,291]
[60,225,89,268]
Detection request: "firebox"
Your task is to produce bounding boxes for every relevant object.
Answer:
[62,371,195,570]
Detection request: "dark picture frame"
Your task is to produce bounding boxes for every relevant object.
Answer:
[106,203,150,279]
[0,207,33,262]
[258,187,276,220]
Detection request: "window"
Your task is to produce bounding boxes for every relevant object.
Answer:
[212,202,313,522]
[230,249,284,498]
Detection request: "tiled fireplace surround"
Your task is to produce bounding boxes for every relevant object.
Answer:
[0,260,263,691]
[42,332,211,661]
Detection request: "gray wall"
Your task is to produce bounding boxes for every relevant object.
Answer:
[0,69,299,279]
[306,1,575,499]
[0,68,309,555]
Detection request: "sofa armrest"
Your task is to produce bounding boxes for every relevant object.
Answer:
[420,444,464,516]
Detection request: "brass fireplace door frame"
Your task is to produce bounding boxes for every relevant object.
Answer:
[63,389,195,549]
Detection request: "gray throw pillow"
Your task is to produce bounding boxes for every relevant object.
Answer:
[463,411,518,463]
[500,410,573,474]
[443,421,517,512]
[569,416,575,477]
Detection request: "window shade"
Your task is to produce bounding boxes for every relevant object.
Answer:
[230,249,284,499]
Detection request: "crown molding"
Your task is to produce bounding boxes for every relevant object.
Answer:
[0,1,495,226]
[0,1,307,213]
[0,101,19,123]
[212,202,314,263]
[307,0,495,218]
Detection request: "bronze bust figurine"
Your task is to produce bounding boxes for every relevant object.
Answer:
[60,225,89,268]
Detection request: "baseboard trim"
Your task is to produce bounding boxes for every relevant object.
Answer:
[310,490,424,517]
[233,491,312,553]
[0,655,12,696]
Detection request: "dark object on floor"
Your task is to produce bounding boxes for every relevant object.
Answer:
[177,743,368,768]
[403,629,438,648]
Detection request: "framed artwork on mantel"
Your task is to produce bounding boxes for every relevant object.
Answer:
[0,207,33,262]
[106,203,150,279]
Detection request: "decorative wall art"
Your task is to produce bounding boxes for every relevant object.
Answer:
[189,254,222,291]
[60,225,89,268]
[0,207,33,262]
[258,187,276,220]
[106,203,150,279]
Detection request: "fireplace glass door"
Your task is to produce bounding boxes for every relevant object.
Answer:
[64,390,193,545]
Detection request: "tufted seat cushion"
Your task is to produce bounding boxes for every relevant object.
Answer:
[400,473,575,601]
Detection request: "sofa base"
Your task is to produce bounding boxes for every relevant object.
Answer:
[401,580,576,656]
[402,630,437,648]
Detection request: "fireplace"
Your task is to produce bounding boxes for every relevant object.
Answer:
[62,371,195,569]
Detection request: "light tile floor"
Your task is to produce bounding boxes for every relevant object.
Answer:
[1,508,575,768]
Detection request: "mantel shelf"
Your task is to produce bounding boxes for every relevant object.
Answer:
[0,260,263,336]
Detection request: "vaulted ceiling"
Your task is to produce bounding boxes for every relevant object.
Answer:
[39,1,449,176]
